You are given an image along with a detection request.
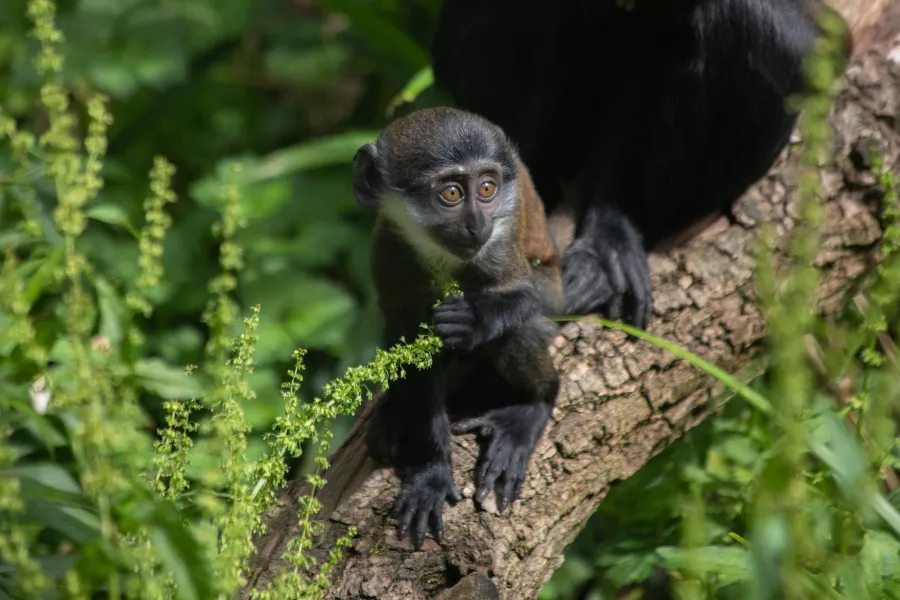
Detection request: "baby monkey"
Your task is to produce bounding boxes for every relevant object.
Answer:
[353,107,563,549]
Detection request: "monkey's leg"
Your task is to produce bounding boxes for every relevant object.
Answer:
[451,319,559,512]
[366,323,462,549]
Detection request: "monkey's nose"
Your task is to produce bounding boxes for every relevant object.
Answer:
[463,211,488,244]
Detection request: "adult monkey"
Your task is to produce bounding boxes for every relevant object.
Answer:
[431,0,844,328]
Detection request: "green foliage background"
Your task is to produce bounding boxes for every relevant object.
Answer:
[2,1,900,599]
[1,0,445,461]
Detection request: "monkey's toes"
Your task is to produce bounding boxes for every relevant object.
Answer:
[393,465,461,549]
[474,437,530,511]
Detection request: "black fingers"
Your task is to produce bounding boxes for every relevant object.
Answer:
[561,238,653,330]
[600,250,627,323]
[498,449,528,513]
[562,244,614,316]
[453,412,536,512]
[475,434,512,505]
[393,463,461,549]
[620,247,653,330]
[451,416,494,438]
[415,505,430,548]
[434,294,478,350]
[395,490,418,537]
[477,435,531,512]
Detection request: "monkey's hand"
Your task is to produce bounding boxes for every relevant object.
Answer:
[394,462,462,549]
[435,291,540,351]
[434,293,485,351]
[452,404,550,512]
[561,228,652,329]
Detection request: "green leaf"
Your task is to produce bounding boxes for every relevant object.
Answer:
[78,0,144,16]
[23,245,65,304]
[315,0,430,68]
[94,276,126,346]
[247,220,358,268]
[809,413,900,536]
[835,559,870,600]
[133,358,205,400]
[597,552,657,588]
[0,230,31,250]
[25,503,101,544]
[657,545,751,587]
[860,529,900,597]
[85,203,139,238]
[748,515,789,599]
[190,132,376,210]
[147,501,215,600]
[386,66,434,116]
[14,404,68,453]
[238,178,293,220]
[719,434,763,468]
[6,464,101,543]
[87,59,138,96]
[246,131,379,182]
[34,555,78,580]
[9,463,80,494]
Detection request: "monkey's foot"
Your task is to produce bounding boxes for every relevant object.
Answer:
[561,234,652,329]
[452,405,549,512]
[393,462,462,549]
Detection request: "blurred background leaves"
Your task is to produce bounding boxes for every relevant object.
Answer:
[0,0,448,461]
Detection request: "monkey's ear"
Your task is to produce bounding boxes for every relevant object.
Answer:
[352,143,383,210]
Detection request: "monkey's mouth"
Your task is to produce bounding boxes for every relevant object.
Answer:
[445,239,482,258]
[436,231,483,258]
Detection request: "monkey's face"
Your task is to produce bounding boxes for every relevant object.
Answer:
[423,164,502,259]
[352,107,519,262]
[376,162,507,263]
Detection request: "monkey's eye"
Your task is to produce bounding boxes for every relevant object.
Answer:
[477,181,497,200]
[440,185,463,204]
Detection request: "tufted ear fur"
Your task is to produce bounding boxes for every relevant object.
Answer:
[352,143,383,211]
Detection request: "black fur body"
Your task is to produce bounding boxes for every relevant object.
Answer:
[432,0,828,327]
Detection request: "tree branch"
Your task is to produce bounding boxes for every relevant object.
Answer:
[242,48,900,600]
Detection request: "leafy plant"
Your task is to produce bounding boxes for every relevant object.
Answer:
[0,0,446,597]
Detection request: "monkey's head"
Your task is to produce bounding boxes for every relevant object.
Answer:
[353,107,519,261]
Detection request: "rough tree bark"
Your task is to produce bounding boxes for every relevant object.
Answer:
[241,18,900,600]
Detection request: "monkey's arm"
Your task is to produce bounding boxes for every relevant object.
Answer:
[434,281,546,352]
[435,255,563,351]
[561,200,653,328]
